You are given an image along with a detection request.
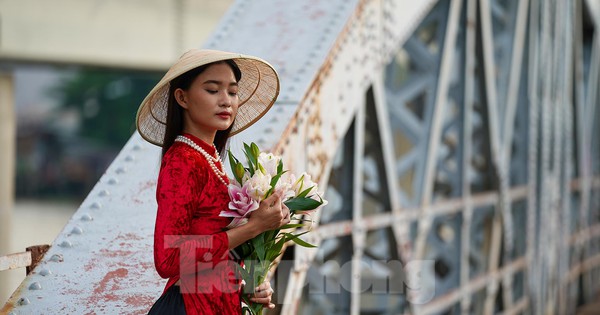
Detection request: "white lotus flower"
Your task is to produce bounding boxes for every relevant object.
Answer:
[257,152,280,177]
[246,171,272,200]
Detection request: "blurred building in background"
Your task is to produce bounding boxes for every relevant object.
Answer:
[0,0,232,304]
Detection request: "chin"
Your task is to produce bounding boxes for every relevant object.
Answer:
[216,123,233,131]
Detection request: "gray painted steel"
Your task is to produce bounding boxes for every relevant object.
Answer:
[2,0,599,314]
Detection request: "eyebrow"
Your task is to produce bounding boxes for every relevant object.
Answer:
[203,80,238,87]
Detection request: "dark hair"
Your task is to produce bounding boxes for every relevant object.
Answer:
[161,59,242,158]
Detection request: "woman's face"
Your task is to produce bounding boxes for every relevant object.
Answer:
[175,62,239,143]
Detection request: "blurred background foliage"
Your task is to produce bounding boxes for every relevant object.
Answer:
[49,69,160,146]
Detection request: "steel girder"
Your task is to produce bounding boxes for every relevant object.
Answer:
[2,0,599,314]
[277,0,600,314]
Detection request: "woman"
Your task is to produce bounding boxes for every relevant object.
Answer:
[136,49,289,314]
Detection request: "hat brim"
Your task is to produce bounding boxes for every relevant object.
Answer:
[136,49,280,146]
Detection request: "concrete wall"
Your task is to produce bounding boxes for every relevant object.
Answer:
[0,0,232,69]
[0,0,232,306]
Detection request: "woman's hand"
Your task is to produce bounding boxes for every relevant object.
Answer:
[226,191,291,249]
[249,281,275,309]
[248,191,291,233]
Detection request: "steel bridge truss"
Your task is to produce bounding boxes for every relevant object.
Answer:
[3,0,599,314]
[272,0,600,314]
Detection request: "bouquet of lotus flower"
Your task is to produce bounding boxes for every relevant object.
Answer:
[219,143,327,315]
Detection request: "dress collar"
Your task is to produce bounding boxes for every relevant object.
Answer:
[181,133,217,155]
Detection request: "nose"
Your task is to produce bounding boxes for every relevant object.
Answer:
[219,92,233,107]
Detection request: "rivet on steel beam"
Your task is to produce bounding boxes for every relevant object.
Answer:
[81,214,93,221]
[29,282,42,290]
[70,226,83,235]
[264,128,273,134]
[107,178,119,185]
[17,297,30,306]
[132,144,142,151]
[59,240,73,248]
[90,202,102,210]
[125,155,135,162]
[99,190,110,197]
[49,254,63,262]
[39,268,52,276]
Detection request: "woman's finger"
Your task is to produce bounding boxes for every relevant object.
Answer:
[249,281,275,306]
[249,296,271,304]
[256,282,272,293]
[265,190,283,205]
[248,286,273,303]
[248,298,275,309]
[250,289,272,298]
[283,205,291,218]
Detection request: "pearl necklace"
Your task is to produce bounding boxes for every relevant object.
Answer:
[175,135,227,186]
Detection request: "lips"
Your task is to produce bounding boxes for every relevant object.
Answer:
[217,112,232,119]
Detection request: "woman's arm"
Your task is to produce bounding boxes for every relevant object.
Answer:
[154,154,230,278]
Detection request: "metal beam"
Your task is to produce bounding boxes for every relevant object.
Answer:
[460,0,477,313]
[0,72,15,304]
[414,0,464,264]
[0,253,30,272]
[350,100,366,315]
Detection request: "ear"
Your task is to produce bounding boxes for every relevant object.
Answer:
[174,88,188,109]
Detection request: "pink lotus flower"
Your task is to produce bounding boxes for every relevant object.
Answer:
[220,183,259,228]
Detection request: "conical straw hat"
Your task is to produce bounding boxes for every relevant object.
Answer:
[136,49,280,146]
